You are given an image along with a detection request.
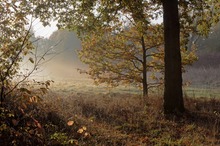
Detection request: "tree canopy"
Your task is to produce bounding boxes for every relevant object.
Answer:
[79,23,197,97]
[0,0,35,102]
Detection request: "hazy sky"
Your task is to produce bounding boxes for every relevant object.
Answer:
[31,18,58,38]
[31,17,162,38]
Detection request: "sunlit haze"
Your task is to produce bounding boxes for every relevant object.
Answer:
[31,18,58,38]
[31,17,162,38]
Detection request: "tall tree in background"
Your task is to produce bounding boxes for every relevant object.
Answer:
[79,25,164,97]
[162,0,184,114]
[79,24,197,98]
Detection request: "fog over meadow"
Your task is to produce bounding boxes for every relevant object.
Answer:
[21,30,87,81]
[21,22,220,96]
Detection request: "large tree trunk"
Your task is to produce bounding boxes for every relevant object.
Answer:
[162,0,185,114]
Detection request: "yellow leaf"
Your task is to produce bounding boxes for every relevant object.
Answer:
[84,132,90,138]
[82,126,87,131]
[29,98,33,103]
[77,128,84,134]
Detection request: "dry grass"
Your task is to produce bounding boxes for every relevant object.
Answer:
[1,78,219,145]
[39,89,220,146]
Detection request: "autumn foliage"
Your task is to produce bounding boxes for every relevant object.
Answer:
[79,24,197,95]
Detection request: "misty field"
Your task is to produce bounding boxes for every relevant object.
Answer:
[49,77,220,98]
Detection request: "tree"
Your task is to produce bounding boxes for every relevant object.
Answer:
[162,0,184,114]
[162,0,220,114]
[80,24,164,97]
[0,1,58,105]
[79,23,197,98]
[0,0,34,104]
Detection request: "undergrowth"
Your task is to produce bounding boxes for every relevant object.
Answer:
[1,90,220,145]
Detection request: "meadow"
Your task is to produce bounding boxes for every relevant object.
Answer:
[1,77,220,145]
[38,78,220,145]
[50,77,220,98]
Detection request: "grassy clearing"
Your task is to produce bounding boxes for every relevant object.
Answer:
[1,78,220,145]
[49,78,142,96]
[39,86,220,145]
[50,78,220,98]
[183,87,220,98]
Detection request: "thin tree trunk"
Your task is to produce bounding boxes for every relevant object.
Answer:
[141,36,148,98]
[0,83,4,106]
[162,0,185,114]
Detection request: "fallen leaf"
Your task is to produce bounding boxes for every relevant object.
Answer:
[67,120,74,126]
[77,128,84,134]
[82,126,87,131]
[12,119,19,126]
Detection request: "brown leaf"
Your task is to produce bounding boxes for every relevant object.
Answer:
[19,88,31,94]
[36,123,42,129]
[29,129,35,135]
[12,119,19,126]
[40,87,47,94]
[21,103,27,109]
[26,121,31,127]
[29,57,34,63]
[77,128,84,134]
[67,120,74,126]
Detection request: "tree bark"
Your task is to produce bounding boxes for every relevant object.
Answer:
[141,36,148,97]
[162,0,185,114]
[0,83,5,106]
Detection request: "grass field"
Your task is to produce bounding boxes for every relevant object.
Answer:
[48,77,220,99]
[1,77,219,145]
[34,77,219,145]
[49,78,142,96]
[42,80,220,145]
[184,87,220,98]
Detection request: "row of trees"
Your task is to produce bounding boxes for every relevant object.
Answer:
[1,0,220,115]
